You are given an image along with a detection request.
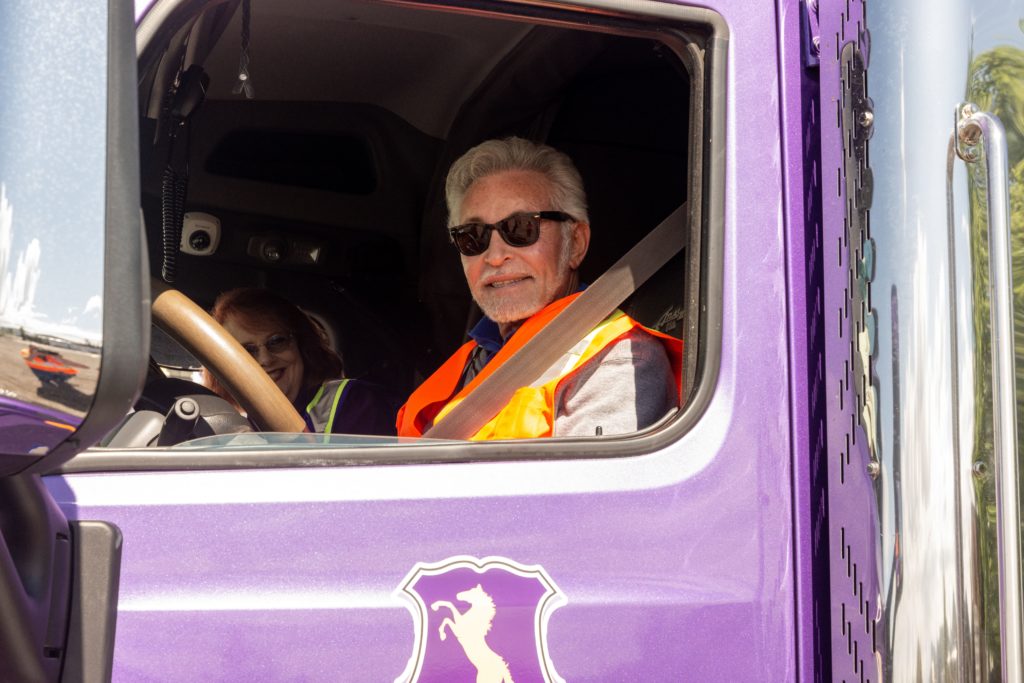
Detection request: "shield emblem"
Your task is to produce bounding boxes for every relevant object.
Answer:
[394,556,566,683]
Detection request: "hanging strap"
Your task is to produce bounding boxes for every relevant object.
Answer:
[424,203,689,440]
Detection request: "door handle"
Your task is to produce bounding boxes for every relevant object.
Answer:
[955,102,1022,683]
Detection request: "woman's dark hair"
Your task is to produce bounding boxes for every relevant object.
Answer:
[202,287,343,402]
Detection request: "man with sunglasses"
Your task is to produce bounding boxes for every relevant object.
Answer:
[397,137,681,439]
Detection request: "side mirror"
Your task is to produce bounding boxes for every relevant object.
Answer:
[0,0,146,474]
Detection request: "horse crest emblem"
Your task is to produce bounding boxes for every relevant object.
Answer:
[395,556,566,682]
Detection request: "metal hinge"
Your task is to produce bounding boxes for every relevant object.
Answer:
[801,0,820,68]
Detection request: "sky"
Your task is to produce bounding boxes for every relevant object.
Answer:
[0,2,108,344]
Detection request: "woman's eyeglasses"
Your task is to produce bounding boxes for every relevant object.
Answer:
[241,333,294,357]
[448,211,574,257]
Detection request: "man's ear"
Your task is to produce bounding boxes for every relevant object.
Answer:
[569,221,590,270]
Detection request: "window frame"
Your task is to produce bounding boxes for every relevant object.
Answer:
[61,0,727,473]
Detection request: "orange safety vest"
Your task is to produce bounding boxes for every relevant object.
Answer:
[397,292,683,440]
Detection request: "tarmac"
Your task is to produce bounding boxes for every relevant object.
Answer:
[0,333,100,418]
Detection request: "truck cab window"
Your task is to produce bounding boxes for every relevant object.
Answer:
[92,0,719,462]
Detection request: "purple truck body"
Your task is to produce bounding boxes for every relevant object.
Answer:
[1,0,1019,679]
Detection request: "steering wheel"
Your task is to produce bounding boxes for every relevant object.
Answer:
[150,280,306,432]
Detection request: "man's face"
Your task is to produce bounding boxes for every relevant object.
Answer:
[458,169,589,333]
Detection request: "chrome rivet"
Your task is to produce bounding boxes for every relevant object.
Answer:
[858,110,874,128]
[972,461,989,479]
[866,461,880,479]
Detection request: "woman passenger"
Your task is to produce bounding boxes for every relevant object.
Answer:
[203,287,398,436]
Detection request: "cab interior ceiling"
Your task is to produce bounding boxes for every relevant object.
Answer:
[138,0,695,398]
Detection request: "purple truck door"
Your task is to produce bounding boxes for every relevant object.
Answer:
[44,0,815,680]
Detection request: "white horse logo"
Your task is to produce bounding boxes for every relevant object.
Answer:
[431,584,515,683]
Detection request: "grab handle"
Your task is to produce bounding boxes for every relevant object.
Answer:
[955,102,1022,683]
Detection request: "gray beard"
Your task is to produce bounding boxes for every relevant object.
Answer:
[474,226,574,325]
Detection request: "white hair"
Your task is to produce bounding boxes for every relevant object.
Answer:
[444,137,590,227]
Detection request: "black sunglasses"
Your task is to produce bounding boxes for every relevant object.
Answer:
[240,333,294,358]
[448,211,575,257]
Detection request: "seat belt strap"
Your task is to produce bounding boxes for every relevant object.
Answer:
[424,202,689,440]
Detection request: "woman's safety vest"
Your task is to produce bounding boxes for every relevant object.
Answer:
[305,378,351,434]
[396,293,682,440]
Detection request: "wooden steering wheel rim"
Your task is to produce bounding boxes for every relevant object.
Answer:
[150,281,306,433]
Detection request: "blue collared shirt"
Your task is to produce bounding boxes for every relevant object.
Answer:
[467,315,504,356]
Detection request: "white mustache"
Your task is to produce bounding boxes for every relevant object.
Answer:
[480,269,530,284]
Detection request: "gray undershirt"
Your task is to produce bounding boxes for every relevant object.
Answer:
[551,327,677,437]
